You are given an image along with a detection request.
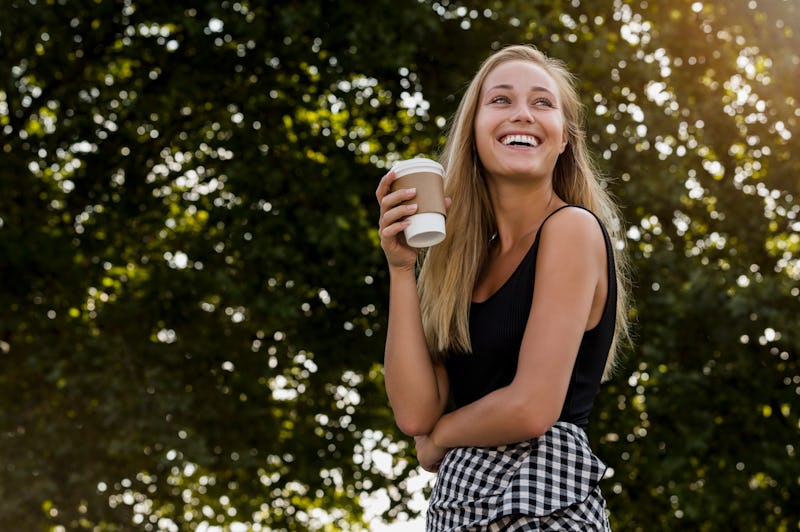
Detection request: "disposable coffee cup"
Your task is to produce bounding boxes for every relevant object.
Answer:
[390,158,446,248]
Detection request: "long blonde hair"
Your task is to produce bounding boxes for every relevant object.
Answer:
[417,44,631,379]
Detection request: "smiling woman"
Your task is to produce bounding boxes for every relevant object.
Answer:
[375,44,631,531]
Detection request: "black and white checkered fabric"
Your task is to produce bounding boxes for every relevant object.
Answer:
[426,421,611,531]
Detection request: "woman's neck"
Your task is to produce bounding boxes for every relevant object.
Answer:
[488,180,562,253]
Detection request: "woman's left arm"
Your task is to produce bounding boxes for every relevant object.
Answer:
[428,208,608,449]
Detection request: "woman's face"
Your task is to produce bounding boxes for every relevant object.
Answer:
[474,60,568,184]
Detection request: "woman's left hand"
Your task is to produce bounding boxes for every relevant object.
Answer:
[414,435,447,473]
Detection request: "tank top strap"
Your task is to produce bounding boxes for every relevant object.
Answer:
[533,204,586,244]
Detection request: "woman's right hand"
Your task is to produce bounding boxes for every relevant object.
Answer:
[376,169,419,271]
[414,434,447,473]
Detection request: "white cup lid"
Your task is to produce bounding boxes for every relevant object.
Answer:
[392,158,444,178]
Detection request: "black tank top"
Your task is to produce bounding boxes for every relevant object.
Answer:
[445,205,617,428]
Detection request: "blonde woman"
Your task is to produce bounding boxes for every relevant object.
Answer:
[376,44,630,531]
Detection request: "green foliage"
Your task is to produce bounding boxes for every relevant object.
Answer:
[0,0,797,530]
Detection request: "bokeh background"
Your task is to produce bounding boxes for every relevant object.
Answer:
[1,0,798,530]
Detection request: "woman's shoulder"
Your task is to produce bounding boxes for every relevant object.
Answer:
[539,204,605,241]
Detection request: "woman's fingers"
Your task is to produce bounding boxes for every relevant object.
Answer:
[381,217,410,239]
[375,169,396,202]
[380,187,416,214]
[376,170,417,208]
[377,173,417,238]
[381,202,417,229]
[376,169,421,265]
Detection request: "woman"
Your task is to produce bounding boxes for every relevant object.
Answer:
[376,44,631,531]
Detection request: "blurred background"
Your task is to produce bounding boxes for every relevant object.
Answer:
[1,0,798,530]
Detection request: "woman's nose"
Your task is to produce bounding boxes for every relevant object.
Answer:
[510,102,535,123]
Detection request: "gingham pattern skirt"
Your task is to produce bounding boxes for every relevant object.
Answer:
[426,421,611,531]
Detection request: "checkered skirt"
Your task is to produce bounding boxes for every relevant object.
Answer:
[426,421,610,531]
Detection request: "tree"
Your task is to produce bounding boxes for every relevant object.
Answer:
[0,0,797,530]
[587,2,800,529]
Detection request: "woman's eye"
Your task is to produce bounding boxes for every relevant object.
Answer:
[490,96,510,104]
[532,98,554,107]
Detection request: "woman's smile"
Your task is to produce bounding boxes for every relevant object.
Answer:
[499,133,541,148]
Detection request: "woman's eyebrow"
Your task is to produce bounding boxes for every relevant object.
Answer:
[486,83,556,96]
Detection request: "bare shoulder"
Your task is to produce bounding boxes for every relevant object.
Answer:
[539,206,605,245]
[535,206,607,292]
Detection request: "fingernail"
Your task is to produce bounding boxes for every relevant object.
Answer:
[407,203,418,211]
[407,187,416,195]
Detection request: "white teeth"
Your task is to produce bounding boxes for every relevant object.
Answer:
[501,134,539,147]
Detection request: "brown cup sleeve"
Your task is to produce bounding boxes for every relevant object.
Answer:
[390,172,446,217]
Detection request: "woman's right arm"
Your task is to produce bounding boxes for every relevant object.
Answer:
[377,170,449,436]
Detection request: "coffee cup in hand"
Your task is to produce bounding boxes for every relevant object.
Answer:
[390,158,446,248]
